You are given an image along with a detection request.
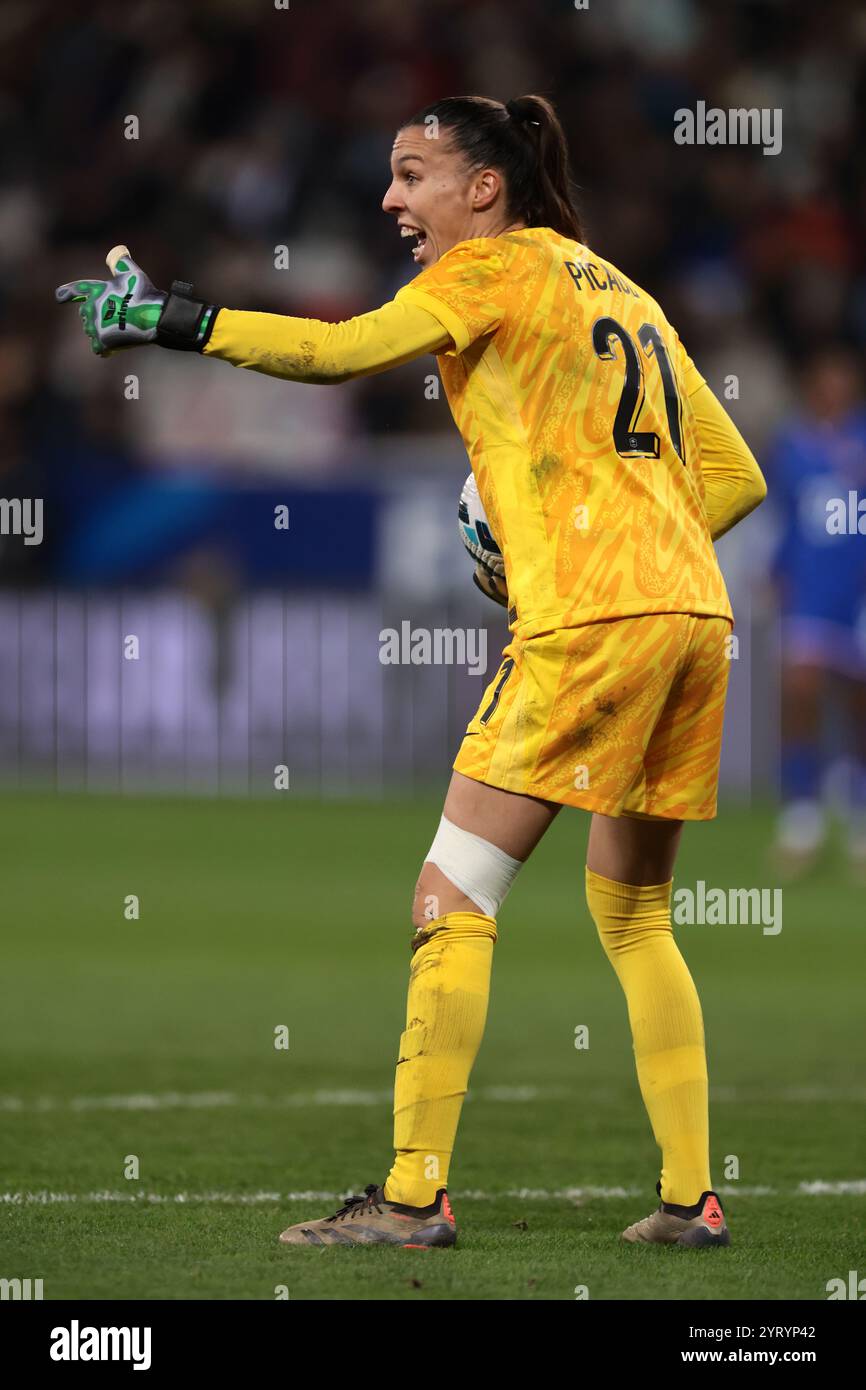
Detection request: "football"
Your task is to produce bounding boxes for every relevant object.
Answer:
[457,473,504,576]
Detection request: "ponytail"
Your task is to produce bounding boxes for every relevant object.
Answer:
[503,95,584,241]
[401,93,585,243]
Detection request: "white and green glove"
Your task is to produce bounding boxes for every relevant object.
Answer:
[55,245,218,356]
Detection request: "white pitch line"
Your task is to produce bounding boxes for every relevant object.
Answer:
[1,1182,864,1206]
[0,1086,561,1113]
[798,1180,866,1195]
[1,1084,864,1113]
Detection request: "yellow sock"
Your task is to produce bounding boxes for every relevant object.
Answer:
[384,911,496,1208]
[586,867,711,1206]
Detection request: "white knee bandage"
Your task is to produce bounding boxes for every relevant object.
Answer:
[424,814,523,919]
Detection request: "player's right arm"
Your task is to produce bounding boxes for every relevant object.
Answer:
[677,344,768,539]
[55,245,454,378]
[204,298,451,382]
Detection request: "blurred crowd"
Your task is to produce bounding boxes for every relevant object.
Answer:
[0,0,864,559]
[0,0,864,818]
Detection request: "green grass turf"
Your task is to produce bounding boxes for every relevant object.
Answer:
[1,790,863,1300]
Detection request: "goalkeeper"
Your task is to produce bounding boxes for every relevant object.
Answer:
[57,93,766,1252]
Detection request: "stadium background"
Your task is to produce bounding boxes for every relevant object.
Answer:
[2,0,865,1303]
[2,0,863,794]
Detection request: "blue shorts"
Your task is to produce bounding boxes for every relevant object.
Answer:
[782,613,866,680]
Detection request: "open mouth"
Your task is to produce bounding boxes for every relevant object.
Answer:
[400,224,428,262]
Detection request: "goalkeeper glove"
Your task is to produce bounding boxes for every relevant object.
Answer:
[472,561,509,607]
[55,245,219,356]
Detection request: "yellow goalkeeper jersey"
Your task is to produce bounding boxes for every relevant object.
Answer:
[395,227,734,636]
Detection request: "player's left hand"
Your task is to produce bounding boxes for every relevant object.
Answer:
[472,562,509,607]
[55,245,167,356]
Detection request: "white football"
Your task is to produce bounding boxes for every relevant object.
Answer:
[457,473,504,576]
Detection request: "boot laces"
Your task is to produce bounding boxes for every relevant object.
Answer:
[326,1184,382,1223]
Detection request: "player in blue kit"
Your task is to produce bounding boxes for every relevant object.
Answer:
[768,346,866,873]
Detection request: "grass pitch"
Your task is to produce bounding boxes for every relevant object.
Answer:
[1,790,863,1300]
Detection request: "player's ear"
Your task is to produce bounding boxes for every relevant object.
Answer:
[472,168,501,214]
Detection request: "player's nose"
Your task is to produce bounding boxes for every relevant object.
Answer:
[381,181,403,215]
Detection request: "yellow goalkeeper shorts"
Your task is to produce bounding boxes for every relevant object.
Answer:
[453,613,732,821]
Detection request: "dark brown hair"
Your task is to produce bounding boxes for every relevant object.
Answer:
[401,94,585,242]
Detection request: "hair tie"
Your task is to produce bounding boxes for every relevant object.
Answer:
[505,99,540,128]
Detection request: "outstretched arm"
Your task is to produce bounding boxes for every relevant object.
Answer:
[56,245,453,380]
[204,299,451,383]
